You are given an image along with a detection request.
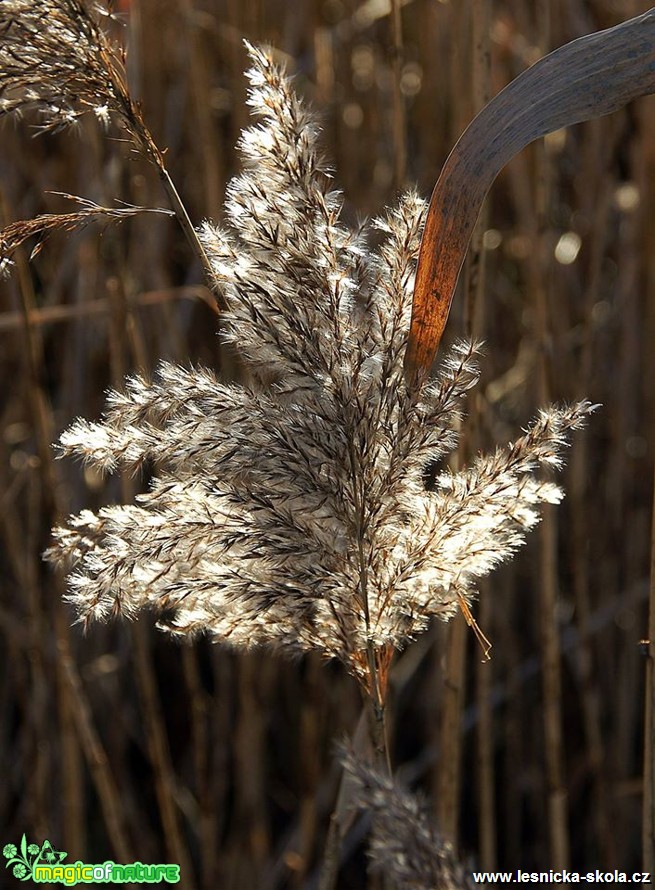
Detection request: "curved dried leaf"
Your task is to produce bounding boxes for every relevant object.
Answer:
[405,8,655,380]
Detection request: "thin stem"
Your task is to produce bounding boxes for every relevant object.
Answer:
[318,711,370,890]
[156,164,227,311]
[642,465,655,871]
[127,118,228,311]
[349,437,391,775]
[366,646,392,775]
[97,18,228,312]
[318,440,393,889]
[435,614,467,840]
[318,811,344,890]
[533,3,569,869]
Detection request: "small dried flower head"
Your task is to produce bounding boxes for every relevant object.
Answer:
[341,748,476,890]
[0,1,127,132]
[46,44,594,689]
[0,0,166,179]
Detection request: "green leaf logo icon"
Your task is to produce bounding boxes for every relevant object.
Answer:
[39,840,67,865]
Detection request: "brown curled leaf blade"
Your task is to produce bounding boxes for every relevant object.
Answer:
[405,8,655,381]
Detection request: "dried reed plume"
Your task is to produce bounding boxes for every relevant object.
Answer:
[0,1,128,133]
[46,44,593,698]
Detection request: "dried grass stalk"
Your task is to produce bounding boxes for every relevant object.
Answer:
[0,195,172,275]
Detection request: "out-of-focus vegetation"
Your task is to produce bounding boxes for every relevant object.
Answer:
[1,1,655,886]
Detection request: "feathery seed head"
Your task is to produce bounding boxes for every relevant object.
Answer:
[341,748,476,890]
[46,44,594,691]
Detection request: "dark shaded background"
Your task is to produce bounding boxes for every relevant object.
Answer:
[2,0,655,886]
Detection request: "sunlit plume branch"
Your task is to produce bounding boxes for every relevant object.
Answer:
[0,195,173,277]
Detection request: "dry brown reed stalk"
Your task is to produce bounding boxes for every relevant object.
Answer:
[532,2,570,869]
[644,468,655,870]
[640,45,655,871]
[0,437,52,841]
[56,645,134,863]
[468,0,495,869]
[506,92,571,867]
[568,120,619,865]
[133,622,197,886]
[180,645,216,889]
[389,0,407,192]
[641,450,655,872]
[0,285,218,333]
[434,609,468,846]
[293,658,323,885]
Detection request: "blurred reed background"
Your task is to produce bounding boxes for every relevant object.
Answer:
[2,0,655,886]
